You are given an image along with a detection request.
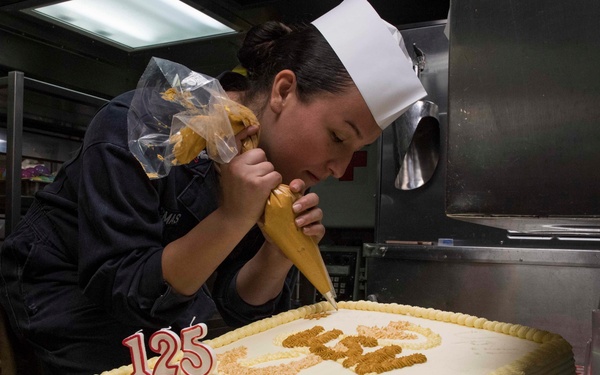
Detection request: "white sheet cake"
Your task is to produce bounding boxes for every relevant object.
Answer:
[103,300,575,375]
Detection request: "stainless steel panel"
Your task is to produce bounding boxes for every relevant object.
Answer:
[393,100,440,190]
[364,243,600,365]
[447,0,600,236]
[377,22,509,244]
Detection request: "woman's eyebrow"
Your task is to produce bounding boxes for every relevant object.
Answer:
[346,121,363,139]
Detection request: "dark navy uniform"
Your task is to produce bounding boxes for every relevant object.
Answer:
[0,91,296,374]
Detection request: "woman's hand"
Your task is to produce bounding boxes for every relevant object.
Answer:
[289,178,326,244]
[236,124,259,153]
[218,147,282,229]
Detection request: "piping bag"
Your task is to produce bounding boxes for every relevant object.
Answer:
[259,185,338,310]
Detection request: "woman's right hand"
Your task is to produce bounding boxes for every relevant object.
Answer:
[217,147,282,228]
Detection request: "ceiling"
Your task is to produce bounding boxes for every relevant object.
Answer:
[0,0,449,98]
[1,0,449,27]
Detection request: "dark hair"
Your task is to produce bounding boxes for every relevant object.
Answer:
[216,71,249,92]
[237,21,353,104]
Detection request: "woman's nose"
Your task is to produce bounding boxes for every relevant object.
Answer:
[328,154,353,179]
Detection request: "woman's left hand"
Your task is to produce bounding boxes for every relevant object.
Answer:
[289,179,326,244]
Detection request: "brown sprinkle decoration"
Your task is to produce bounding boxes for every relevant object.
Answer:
[305,312,330,320]
[357,321,419,340]
[280,326,427,374]
[282,326,343,348]
[282,326,324,348]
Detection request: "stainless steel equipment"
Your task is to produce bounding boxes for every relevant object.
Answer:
[370,14,600,366]
[393,100,440,190]
[377,10,600,245]
[446,0,600,238]
[377,21,500,244]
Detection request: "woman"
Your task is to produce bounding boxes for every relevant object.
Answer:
[0,0,425,373]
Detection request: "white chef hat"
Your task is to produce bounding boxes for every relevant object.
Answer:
[312,0,427,129]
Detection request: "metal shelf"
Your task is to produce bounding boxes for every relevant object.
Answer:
[0,71,109,236]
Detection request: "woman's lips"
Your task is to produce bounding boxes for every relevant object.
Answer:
[306,171,321,185]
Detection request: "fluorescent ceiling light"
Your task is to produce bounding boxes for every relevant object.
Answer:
[28,0,236,50]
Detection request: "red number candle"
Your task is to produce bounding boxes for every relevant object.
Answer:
[180,323,216,375]
[122,331,152,375]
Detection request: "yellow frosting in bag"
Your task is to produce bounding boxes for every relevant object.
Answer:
[163,88,259,165]
[261,185,334,298]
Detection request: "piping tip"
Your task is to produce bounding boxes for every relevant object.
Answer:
[323,291,338,310]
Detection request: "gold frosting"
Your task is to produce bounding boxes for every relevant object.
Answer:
[162,87,260,165]
[260,185,335,301]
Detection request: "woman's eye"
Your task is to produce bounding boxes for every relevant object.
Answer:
[331,132,344,143]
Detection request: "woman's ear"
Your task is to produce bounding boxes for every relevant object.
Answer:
[269,70,297,114]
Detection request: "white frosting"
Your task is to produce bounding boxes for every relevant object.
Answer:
[206,301,574,375]
[101,301,574,375]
